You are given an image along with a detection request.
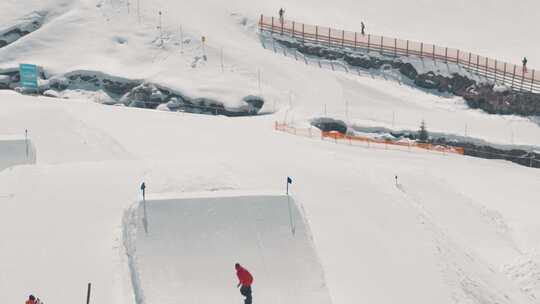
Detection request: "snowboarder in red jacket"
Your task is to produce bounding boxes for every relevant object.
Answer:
[235,263,253,304]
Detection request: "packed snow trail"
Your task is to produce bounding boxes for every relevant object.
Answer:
[128,193,331,304]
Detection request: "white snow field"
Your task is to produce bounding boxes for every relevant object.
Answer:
[2,0,540,304]
[126,193,331,304]
[0,135,36,170]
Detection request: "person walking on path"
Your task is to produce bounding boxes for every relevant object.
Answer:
[235,263,253,304]
[279,8,285,23]
[361,21,366,35]
[523,57,528,73]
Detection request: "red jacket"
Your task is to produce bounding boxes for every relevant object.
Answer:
[236,266,253,286]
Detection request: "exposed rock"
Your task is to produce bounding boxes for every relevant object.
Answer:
[272,34,540,116]
[311,117,348,133]
[43,89,60,98]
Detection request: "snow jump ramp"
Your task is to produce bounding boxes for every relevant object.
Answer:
[0,135,36,171]
[125,192,331,304]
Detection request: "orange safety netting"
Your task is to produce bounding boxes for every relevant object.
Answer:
[274,122,464,155]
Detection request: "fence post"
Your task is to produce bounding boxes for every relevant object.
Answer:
[469,53,472,67]
[456,49,460,64]
[511,65,516,88]
[521,66,525,92]
[259,14,263,32]
[380,36,383,54]
[503,62,507,86]
[271,17,274,34]
[315,26,318,42]
[328,28,331,47]
[342,30,345,47]
[420,42,423,57]
[494,60,497,82]
[367,34,371,51]
[354,32,357,50]
[394,38,397,57]
[292,21,295,38]
[302,23,305,43]
[432,45,435,61]
[485,57,488,79]
[406,40,409,56]
[531,70,535,92]
[444,47,448,63]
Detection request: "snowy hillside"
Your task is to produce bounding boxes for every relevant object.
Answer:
[2,1,540,304]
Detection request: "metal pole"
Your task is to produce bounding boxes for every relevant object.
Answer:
[394,38,397,57]
[511,65,516,88]
[271,17,274,34]
[406,40,409,56]
[354,32,357,49]
[328,28,331,46]
[25,129,28,159]
[420,42,423,57]
[302,23,305,43]
[494,60,497,82]
[315,26,318,42]
[367,34,371,51]
[531,70,535,92]
[342,30,345,47]
[432,45,435,61]
[457,49,460,64]
[380,36,383,54]
[445,47,448,63]
[292,21,295,38]
[86,283,92,304]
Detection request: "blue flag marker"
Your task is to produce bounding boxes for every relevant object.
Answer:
[287,176,293,184]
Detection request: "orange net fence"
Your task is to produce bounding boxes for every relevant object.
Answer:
[274,122,465,155]
[259,15,539,94]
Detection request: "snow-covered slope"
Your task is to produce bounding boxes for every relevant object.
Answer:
[2,92,540,304]
[2,1,540,304]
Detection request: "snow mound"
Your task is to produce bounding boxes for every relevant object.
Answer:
[126,193,331,304]
[0,135,36,171]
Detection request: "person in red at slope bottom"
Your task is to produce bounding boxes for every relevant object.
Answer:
[26,295,36,304]
[235,263,253,304]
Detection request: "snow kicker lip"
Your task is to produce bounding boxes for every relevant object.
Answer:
[0,69,265,117]
[0,11,47,49]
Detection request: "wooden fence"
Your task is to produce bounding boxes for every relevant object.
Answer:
[259,15,540,94]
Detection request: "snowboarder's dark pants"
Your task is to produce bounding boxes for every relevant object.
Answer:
[240,285,252,304]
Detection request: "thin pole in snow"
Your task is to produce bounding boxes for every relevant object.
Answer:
[220,47,224,72]
[179,25,184,54]
[25,129,28,159]
[141,182,148,234]
[286,177,295,235]
[86,283,92,304]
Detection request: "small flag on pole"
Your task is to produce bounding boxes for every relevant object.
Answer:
[286,176,293,195]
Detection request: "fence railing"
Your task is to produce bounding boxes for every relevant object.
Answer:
[259,15,539,94]
[274,122,465,155]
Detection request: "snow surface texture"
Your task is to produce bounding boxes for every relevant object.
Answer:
[126,194,331,304]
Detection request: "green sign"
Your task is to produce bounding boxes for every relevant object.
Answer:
[19,64,39,89]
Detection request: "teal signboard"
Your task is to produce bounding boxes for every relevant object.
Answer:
[19,64,39,89]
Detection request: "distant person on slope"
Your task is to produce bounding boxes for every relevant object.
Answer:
[523,57,528,72]
[361,21,366,35]
[279,8,285,23]
[235,263,254,304]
